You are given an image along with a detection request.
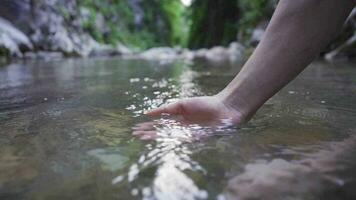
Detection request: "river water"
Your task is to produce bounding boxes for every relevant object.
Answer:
[0,58,356,200]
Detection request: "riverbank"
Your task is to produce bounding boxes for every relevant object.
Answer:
[0,1,355,62]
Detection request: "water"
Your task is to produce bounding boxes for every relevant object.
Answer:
[0,58,356,200]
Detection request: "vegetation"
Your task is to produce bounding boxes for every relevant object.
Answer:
[75,0,187,49]
[237,0,274,42]
[2,0,352,57]
[187,0,239,49]
[73,0,273,49]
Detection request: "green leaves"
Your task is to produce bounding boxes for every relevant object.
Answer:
[237,0,271,42]
[188,0,239,48]
[68,0,273,49]
[73,0,188,49]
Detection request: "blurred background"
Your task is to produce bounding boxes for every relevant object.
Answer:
[0,0,355,60]
[1,1,356,199]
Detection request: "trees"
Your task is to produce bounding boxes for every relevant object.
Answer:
[188,0,239,49]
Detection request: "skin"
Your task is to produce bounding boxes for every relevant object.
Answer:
[147,0,356,124]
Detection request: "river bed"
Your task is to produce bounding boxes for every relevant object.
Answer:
[0,58,356,200]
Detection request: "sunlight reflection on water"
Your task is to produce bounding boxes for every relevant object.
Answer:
[116,65,231,199]
[113,116,237,199]
[117,123,208,199]
[125,64,203,117]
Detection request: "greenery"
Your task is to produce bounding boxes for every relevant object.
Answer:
[61,0,273,49]
[159,0,190,46]
[75,0,187,49]
[187,0,275,48]
[237,0,274,42]
[1,0,354,57]
[188,0,239,49]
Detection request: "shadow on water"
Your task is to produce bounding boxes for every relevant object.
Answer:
[0,58,356,199]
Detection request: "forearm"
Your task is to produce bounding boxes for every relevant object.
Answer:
[219,0,355,120]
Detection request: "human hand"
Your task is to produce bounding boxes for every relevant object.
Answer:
[145,96,245,125]
[132,117,238,141]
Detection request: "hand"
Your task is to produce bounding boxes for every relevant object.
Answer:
[132,121,158,140]
[145,95,245,125]
[132,120,198,141]
[132,117,239,141]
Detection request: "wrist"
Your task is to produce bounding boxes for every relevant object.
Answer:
[216,89,256,122]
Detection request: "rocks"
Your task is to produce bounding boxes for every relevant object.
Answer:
[192,42,245,64]
[0,0,245,62]
[250,21,269,46]
[89,44,121,57]
[134,42,245,65]
[226,159,322,200]
[116,43,135,55]
[229,42,246,62]
[137,47,186,61]
[0,0,246,62]
[0,0,132,59]
[27,0,114,57]
[226,135,356,200]
[0,17,33,57]
[24,51,63,60]
[194,47,229,63]
[324,8,356,60]
[325,35,356,60]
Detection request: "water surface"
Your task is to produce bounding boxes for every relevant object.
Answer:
[0,58,356,200]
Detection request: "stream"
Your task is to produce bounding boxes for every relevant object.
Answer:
[0,58,356,200]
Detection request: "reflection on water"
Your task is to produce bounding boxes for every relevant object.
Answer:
[120,67,228,199]
[0,58,356,199]
[118,119,209,200]
[226,133,356,200]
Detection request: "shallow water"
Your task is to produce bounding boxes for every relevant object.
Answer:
[0,58,356,200]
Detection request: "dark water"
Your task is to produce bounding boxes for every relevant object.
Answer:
[0,58,356,200]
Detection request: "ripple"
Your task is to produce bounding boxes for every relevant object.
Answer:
[113,117,238,200]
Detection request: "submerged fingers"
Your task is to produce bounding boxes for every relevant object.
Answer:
[132,121,155,131]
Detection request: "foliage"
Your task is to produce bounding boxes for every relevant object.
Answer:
[188,0,239,49]
[187,0,275,48]
[60,0,275,49]
[237,0,274,42]
[75,0,187,49]
[159,0,190,46]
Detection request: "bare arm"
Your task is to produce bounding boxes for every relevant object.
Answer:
[219,0,355,120]
[147,0,355,124]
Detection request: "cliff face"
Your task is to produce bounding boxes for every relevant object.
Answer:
[0,0,184,58]
[0,0,98,57]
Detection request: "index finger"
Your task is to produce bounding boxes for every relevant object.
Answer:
[145,102,183,116]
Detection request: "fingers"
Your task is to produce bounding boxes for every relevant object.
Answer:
[132,130,157,140]
[132,121,155,131]
[145,101,183,116]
